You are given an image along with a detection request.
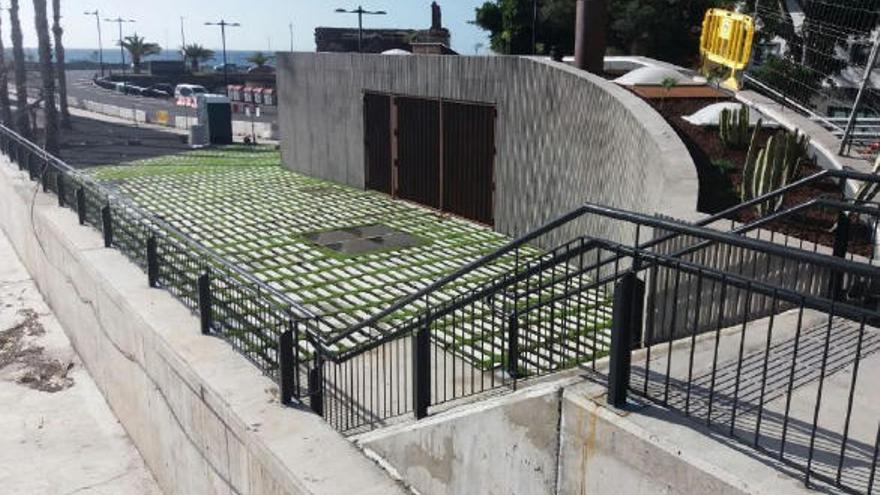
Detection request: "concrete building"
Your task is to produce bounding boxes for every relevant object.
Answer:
[276,52,700,248]
[315,2,451,54]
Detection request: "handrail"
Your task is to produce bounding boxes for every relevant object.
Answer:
[322,166,875,354]
[0,124,320,322]
[330,199,880,363]
[514,238,880,325]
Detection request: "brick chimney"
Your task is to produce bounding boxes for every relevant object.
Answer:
[431,2,442,30]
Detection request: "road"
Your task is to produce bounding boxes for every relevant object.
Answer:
[65,70,278,124]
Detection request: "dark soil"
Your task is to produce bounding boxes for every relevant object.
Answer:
[0,309,75,393]
[646,96,874,256]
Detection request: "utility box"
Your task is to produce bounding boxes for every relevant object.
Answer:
[196,94,233,145]
[189,124,208,146]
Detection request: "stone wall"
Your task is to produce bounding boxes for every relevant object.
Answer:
[276,53,699,248]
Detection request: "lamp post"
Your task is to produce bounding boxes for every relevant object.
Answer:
[334,6,387,53]
[104,17,135,75]
[84,10,105,77]
[531,0,538,55]
[180,16,187,62]
[205,19,240,96]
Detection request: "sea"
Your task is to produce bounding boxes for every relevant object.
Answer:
[22,47,269,67]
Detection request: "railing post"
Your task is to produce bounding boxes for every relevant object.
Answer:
[56,172,65,207]
[101,205,113,248]
[76,187,86,225]
[608,271,645,408]
[507,314,519,380]
[146,236,159,288]
[412,322,431,419]
[26,152,34,179]
[831,212,850,301]
[278,325,295,406]
[41,160,49,193]
[308,354,324,417]
[198,272,212,335]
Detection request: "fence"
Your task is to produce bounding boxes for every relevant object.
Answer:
[2,123,879,492]
[745,1,880,155]
[0,123,324,412]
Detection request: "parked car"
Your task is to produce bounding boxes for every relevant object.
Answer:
[247,65,275,74]
[212,63,240,73]
[142,83,174,98]
[174,84,208,107]
[123,84,146,96]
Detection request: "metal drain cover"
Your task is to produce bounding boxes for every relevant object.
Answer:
[302,224,422,255]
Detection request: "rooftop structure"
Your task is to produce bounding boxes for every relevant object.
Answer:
[315,2,451,54]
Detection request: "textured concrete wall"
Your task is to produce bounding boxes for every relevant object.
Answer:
[0,159,405,495]
[276,53,699,247]
[357,380,572,495]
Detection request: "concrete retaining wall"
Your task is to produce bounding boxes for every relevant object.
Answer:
[357,380,572,495]
[276,53,699,248]
[358,373,814,495]
[0,159,404,495]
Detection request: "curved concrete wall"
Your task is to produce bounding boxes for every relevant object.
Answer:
[276,53,698,246]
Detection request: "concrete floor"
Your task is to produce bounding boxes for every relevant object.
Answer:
[0,228,160,494]
[629,308,880,494]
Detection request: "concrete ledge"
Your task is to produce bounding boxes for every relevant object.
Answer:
[0,160,404,495]
[557,381,815,495]
[356,378,580,495]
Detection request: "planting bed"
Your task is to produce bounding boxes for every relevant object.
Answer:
[646,96,874,256]
[88,146,613,371]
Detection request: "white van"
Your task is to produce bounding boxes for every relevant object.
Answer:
[174,84,208,107]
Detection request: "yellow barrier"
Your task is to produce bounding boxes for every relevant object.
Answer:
[154,110,170,126]
[700,8,754,90]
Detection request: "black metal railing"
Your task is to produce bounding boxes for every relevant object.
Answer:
[603,238,880,495]
[0,124,325,411]
[1,125,877,492]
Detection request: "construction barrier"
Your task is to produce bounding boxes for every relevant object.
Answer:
[700,8,754,90]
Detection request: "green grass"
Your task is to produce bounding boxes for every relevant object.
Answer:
[88,146,613,372]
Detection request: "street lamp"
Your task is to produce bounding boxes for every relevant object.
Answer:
[84,10,105,77]
[180,17,187,62]
[205,19,240,96]
[103,17,135,75]
[334,6,386,53]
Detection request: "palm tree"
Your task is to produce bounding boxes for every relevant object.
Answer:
[182,44,214,72]
[52,0,70,128]
[9,0,30,137]
[33,0,59,154]
[0,8,13,125]
[119,34,161,74]
[246,51,272,67]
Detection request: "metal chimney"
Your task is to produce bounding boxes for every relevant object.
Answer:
[574,0,607,73]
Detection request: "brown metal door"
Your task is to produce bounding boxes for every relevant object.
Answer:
[363,93,392,194]
[442,101,495,225]
[395,97,441,209]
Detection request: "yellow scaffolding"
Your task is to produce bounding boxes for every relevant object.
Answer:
[700,9,755,90]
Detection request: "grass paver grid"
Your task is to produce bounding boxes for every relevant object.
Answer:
[90,146,614,371]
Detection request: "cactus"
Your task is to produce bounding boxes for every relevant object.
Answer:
[741,125,812,215]
[719,105,751,150]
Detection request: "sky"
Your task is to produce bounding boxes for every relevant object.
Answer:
[9,0,491,55]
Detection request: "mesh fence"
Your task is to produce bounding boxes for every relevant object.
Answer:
[746,0,880,155]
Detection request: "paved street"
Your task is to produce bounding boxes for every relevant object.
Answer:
[65,69,277,124]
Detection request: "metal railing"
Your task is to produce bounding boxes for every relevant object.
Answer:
[0,123,328,411]
[2,125,878,492]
